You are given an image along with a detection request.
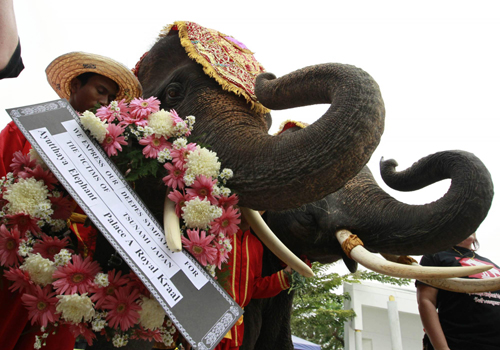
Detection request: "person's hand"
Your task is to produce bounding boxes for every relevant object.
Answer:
[285,265,293,274]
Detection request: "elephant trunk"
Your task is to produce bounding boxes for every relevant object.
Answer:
[229,63,385,210]
[352,150,493,254]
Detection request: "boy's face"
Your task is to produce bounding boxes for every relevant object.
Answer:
[69,74,119,112]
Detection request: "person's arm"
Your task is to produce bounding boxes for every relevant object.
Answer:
[416,283,450,350]
[0,0,19,71]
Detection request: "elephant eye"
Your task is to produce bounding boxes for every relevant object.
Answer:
[163,83,184,107]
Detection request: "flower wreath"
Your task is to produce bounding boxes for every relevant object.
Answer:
[0,96,241,348]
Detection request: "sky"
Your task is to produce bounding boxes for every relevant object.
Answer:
[1,0,499,277]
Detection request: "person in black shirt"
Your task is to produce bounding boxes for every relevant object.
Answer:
[416,233,500,350]
[0,0,24,79]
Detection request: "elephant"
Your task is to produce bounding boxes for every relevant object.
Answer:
[90,21,494,349]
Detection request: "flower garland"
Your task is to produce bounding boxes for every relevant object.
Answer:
[0,97,241,348]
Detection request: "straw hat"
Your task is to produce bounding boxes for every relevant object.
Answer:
[46,52,142,102]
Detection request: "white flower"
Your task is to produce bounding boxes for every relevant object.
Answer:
[112,334,129,348]
[186,115,196,128]
[182,197,222,229]
[183,174,195,187]
[157,149,172,163]
[91,318,107,332]
[185,146,221,179]
[3,177,51,217]
[18,241,33,257]
[173,137,188,150]
[219,186,231,197]
[32,201,53,221]
[205,264,216,277]
[34,335,42,349]
[28,148,47,169]
[48,219,67,232]
[21,253,56,286]
[138,296,166,330]
[56,293,95,324]
[161,333,174,347]
[94,272,109,287]
[148,109,175,138]
[80,111,107,143]
[53,249,72,267]
[220,168,233,180]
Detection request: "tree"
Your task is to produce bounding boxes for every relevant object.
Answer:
[290,263,410,349]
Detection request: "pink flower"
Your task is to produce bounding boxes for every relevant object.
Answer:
[0,224,22,266]
[96,99,129,123]
[139,135,170,159]
[167,190,191,217]
[21,285,59,327]
[217,194,239,209]
[181,229,217,266]
[102,124,127,157]
[186,175,218,205]
[102,286,141,331]
[52,255,101,295]
[67,323,96,346]
[163,163,185,190]
[214,240,231,270]
[32,234,72,260]
[209,206,241,236]
[9,151,36,176]
[170,109,191,137]
[6,213,41,235]
[50,195,74,220]
[129,97,161,120]
[127,272,150,297]
[89,269,129,309]
[4,267,34,293]
[19,165,58,190]
[171,143,197,168]
[131,326,163,342]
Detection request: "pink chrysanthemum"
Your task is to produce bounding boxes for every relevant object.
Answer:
[163,163,185,190]
[32,234,72,260]
[21,285,59,327]
[214,240,231,270]
[4,267,34,293]
[217,194,239,209]
[49,194,74,220]
[181,229,217,266]
[96,99,129,123]
[171,143,197,169]
[52,255,101,295]
[131,326,163,342]
[139,135,170,159]
[0,224,22,266]
[9,151,36,176]
[6,213,42,235]
[68,323,96,346]
[186,175,218,205]
[102,124,127,157]
[90,269,129,309]
[209,206,241,236]
[19,165,58,190]
[167,190,191,217]
[129,97,161,119]
[102,286,141,331]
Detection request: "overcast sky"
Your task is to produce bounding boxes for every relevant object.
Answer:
[1,0,499,275]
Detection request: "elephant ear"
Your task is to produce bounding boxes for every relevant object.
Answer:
[158,21,270,114]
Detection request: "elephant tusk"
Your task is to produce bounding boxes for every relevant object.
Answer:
[336,230,492,279]
[240,207,314,278]
[418,277,500,293]
[163,190,182,252]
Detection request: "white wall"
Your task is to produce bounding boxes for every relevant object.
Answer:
[344,282,423,350]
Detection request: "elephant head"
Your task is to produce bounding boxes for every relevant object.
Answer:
[135,21,385,212]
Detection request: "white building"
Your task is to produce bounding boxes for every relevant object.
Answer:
[343,282,424,350]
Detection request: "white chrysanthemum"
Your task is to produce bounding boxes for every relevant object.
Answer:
[157,149,172,163]
[148,109,175,138]
[172,137,187,150]
[32,201,53,221]
[48,219,67,232]
[182,197,223,229]
[205,264,216,277]
[56,293,95,324]
[183,174,195,187]
[112,334,129,348]
[220,168,233,180]
[4,177,50,217]
[161,333,174,347]
[80,111,107,143]
[34,335,42,349]
[91,318,107,332]
[53,249,72,267]
[166,320,173,327]
[28,148,47,169]
[185,146,221,179]
[173,121,189,137]
[94,272,109,287]
[211,185,221,196]
[138,296,166,330]
[21,253,56,286]
[18,241,33,257]
[186,115,195,127]
[219,186,231,197]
